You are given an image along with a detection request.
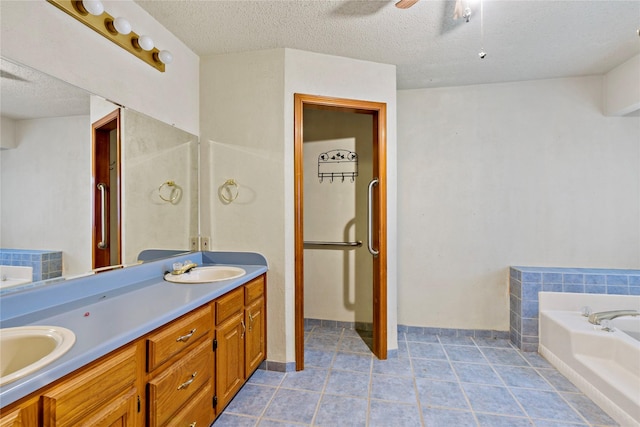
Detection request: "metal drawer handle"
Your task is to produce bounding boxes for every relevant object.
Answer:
[248,312,253,332]
[189,423,197,427]
[176,328,196,342]
[177,372,197,390]
[241,320,246,339]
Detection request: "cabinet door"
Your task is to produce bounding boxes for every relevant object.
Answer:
[79,387,137,427]
[215,313,245,410]
[245,297,265,376]
[42,345,137,427]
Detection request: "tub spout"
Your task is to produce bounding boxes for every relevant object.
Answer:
[588,310,640,325]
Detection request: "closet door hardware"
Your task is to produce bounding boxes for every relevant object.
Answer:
[367,178,379,256]
[97,183,108,249]
[303,241,363,248]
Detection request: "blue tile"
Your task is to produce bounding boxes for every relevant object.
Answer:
[304,348,335,369]
[438,335,475,346]
[481,347,529,366]
[225,384,276,417]
[521,353,552,369]
[338,336,372,354]
[474,337,513,348]
[476,413,534,427]
[422,407,476,427]
[462,383,525,416]
[453,362,502,385]
[522,272,542,283]
[522,283,541,301]
[606,275,628,285]
[415,378,469,410]
[407,342,447,359]
[372,356,413,377]
[562,284,585,294]
[370,374,417,403]
[532,420,587,427]
[563,274,584,284]
[494,365,553,390]
[213,413,258,426]
[325,370,370,397]
[561,392,617,425]
[584,274,605,285]
[263,389,321,424]
[404,332,439,343]
[258,419,307,427]
[314,394,367,427]
[305,334,341,350]
[629,275,640,286]
[280,367,328,392]
[412,358,457,381]
[630,286,640,296]
[522,300,539,318]
[332,352,372,372]
[510,388,583,423]
[542,283,563,292]
[443,345,488,363]
[247,369,285,386]
[368,401,421,427]
[607,285,629,295]
[584,285,606,294]
[543,273,563,284]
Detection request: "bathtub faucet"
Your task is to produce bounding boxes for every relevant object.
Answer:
[588,310,640,325]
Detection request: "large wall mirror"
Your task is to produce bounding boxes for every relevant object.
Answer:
[0,57,198,294]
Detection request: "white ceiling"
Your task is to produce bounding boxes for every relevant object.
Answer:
[136,0,640,90]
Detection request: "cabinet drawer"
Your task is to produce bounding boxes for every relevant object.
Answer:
[147,340,212,426]
[244,275,264,305]
[215,287,243,325]
[166,384,214,427]
[147,304,212,372]
[42,345,137,427]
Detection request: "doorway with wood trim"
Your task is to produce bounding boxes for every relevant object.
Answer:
[294,94,387,370]
[92,109,121,270]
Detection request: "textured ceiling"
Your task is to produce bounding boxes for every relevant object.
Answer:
[136,0,640,90]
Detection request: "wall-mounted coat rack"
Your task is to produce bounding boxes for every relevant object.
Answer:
[318,149,358,183]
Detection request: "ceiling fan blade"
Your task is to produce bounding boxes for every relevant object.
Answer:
[395,0,419,9]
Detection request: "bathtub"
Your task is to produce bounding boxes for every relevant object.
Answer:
[539,292,640,427]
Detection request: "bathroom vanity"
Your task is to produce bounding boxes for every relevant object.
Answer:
[0,251,267,426]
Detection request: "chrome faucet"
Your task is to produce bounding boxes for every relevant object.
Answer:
[171,262,198,275]
[588,310,640,325]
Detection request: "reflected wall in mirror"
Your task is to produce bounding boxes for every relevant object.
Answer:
[0,57,198,294]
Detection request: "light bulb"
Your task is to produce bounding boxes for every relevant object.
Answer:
[113,17,131,35]
[158,50,173,64]
[137,35,154,51]
[82,0,104,16]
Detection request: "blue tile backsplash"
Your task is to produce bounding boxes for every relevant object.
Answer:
[0,248,63,282]
[509,266,640,351]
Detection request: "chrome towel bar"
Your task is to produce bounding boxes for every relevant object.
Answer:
[304,241,363,248]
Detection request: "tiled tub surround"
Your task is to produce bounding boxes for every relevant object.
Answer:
[510,267,640,352]
[0,248,62,282]
[539,292,640,427]
[215,323,620,427]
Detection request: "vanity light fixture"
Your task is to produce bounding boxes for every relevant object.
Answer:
[47,0,172,72]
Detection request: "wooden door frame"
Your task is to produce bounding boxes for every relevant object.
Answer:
[91,109,122,269]
[294,94,388,370]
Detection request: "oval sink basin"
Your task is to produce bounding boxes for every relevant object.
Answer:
[0,326,76,386]
[164,266,246,284]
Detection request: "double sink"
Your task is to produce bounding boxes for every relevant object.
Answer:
[0,265,246,387]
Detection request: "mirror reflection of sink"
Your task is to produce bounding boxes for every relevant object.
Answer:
[0,326,76,386]
[164,266,246,284]
[0,265,33,290]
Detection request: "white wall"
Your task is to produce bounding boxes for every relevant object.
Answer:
[0,116,92,276]
[397,76,640,331]
[201,48,397,364]
[0,0,199,135]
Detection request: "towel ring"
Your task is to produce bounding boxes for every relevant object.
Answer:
[159,180,180,203]
[221,179,239,203]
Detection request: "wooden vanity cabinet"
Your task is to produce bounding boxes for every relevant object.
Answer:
[215,275,266,412]
[145,305,215,427]
[0,273,267,427]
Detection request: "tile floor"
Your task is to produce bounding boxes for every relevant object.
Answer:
[212,324,618,426]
